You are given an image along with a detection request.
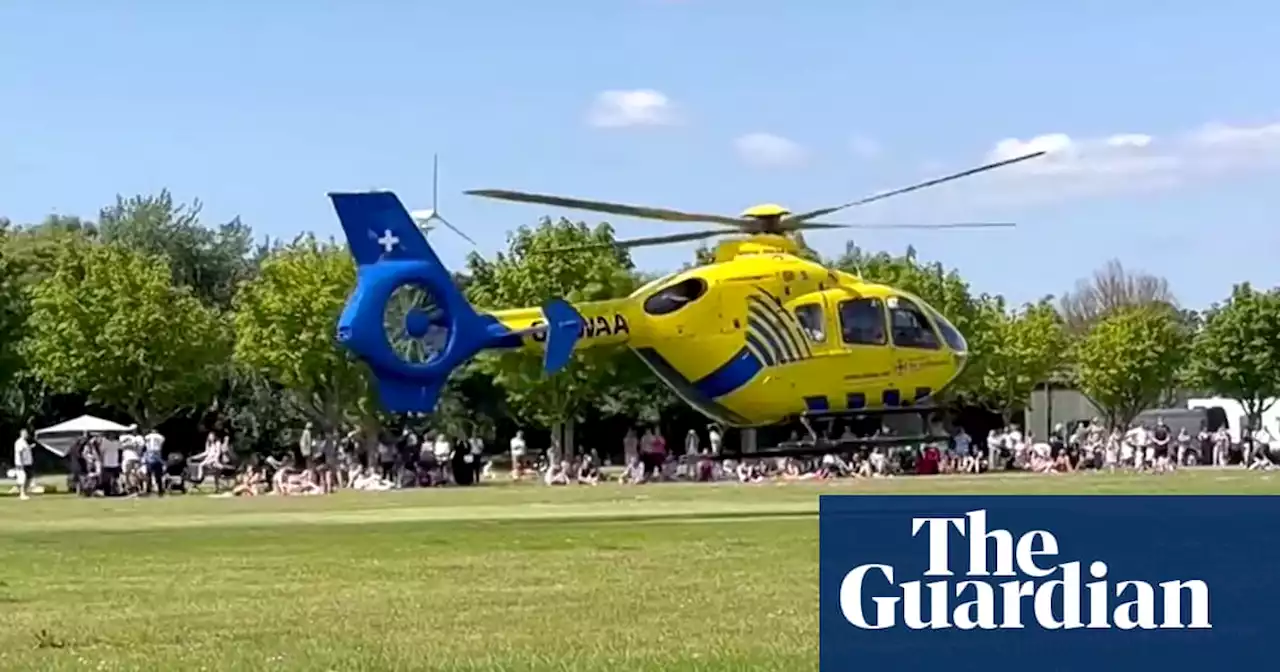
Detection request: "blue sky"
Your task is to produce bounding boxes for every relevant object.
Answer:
[2,1,1277,308]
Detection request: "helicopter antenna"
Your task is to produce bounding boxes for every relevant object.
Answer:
[410,154,477,246]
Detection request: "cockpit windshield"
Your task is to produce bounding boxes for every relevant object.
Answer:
[925,304,968,353]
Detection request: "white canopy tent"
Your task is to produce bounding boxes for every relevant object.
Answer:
[35,414,137,457]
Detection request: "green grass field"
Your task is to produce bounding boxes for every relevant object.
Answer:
[1,470,1277,671]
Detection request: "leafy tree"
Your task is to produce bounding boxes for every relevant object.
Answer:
[25,242,230,427]
[1189,283,1280,430]
[0,230,26,400]
[980,299,1070,417]
[232,235,372,430]
[214,368,310,454]
[1073,305,1189,428]
[98,191,254,310]
[465,217,645,444]
[1059,259,1177,334]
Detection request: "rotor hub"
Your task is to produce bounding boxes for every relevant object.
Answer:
[404,308,432,339]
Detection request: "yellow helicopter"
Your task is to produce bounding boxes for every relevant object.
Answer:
[331,151,1042,457]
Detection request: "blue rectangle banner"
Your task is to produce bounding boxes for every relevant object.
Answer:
[819,495,1280,671]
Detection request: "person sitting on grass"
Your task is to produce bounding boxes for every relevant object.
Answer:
[576,455,600,485]
[270,455,299,494]
[232,458,268,496]
[735,460,764,483]
[351,466,395,491]
[544,460,571,486]
[1248,445,1276,471]
[275,463,323,496]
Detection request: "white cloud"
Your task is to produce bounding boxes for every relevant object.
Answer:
[978,120,1280,202]
[734,132,807,169]
[849,135,882,159]
[586,89,678,128]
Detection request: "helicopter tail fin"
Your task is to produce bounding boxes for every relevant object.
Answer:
[330,190,446,268]
[541,298,585,375]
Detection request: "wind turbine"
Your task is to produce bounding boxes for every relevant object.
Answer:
[410,154,476,245]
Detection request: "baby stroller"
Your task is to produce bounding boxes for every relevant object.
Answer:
[183,454,238,493]
[163,454,190,494]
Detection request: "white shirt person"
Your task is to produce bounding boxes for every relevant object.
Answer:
[12,430,34,500]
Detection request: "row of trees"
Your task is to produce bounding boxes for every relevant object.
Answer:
[2,191,1279,454]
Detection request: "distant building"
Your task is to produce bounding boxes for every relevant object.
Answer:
[1025,383,1201,437]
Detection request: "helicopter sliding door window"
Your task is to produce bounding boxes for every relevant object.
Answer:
[886,296,941,349]
[838,298,887,346]
[794,304,826,342]
[643,278,707,316]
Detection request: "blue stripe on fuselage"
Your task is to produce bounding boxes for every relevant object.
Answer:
[693,347,763,400]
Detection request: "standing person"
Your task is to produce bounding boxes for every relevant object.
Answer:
[1151,418,1172,473]
[684,429,699,458]
[320,430,340,492]
[468,432,485,483]
[98,432,122,496]
[509,430,527,480]
[623,429,639,470]
[1213,426,1231,467]
[708,425,723,457]
[639,428,656,481]
[433,432,452,484]
[651,429,668,480]
[953,426,973,472]
[142,427,166,496]
[682,429,700,479]
[1174,427,1192,467]
[12,429,33,501]
[299,422,314,468]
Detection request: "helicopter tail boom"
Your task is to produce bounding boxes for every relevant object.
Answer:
[486,297,637,358]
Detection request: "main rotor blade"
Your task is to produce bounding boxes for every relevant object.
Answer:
[786,151,1046,224]
[466,189,748,227]
[432,215,477,246]
[811,222,1016,230]
[534,229,730,254]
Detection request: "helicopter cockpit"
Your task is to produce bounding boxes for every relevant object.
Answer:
[830,293,967,354]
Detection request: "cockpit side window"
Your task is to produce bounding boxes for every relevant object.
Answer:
[643,278,707,316]
[794,304,825,342]
[838,298,887,346]
[887,296,940,349]
[928,306,968,352]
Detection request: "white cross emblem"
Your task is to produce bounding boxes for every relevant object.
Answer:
[377,229,400,254]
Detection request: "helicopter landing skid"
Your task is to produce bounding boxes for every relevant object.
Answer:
[713,433,952,461]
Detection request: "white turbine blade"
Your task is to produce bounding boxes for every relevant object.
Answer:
[435,215,476,246]
[432,154,439,210]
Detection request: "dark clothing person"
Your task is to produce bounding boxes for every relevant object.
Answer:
[451,448,475,486]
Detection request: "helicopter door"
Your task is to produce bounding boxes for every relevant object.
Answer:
[835,294,896,395]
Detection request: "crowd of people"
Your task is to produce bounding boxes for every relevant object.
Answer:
[8,413,1279,499]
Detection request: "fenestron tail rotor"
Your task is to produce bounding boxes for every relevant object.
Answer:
[465,150,1044,251]
[411,154,478,246]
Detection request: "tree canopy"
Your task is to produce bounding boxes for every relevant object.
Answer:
[1190,283,1280,427]
[979,299,1070,417]
[24,242,231,427]
[232,235,371,430]
[1073,305,1189,428]
[97,191,254,310]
